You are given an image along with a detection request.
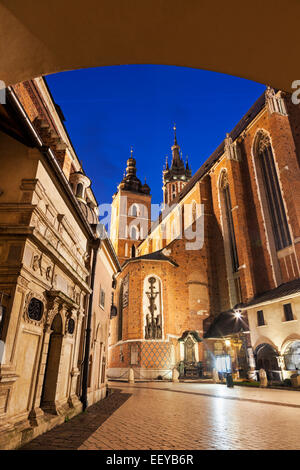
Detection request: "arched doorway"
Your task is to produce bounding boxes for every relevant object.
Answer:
[41,314,64,414]
[255,343,280,381]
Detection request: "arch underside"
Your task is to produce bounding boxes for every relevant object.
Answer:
[0,1,298,90]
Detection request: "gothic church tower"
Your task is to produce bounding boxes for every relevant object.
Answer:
[110,149,151,265]
[162,125,192,207]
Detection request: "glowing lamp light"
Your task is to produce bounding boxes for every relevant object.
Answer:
[234,310,242,319]
[225,339,231,347]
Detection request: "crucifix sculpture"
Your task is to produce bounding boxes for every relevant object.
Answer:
[145,277,162,339]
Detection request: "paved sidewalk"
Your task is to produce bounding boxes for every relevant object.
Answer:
[21,382,300,450]
[119,381,300,408]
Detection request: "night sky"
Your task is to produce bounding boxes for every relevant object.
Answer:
[45,65,265,214]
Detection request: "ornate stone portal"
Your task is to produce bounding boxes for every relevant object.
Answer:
[144,277,162,340]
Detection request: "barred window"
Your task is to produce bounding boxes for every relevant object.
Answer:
[283,303,294,322]
[257,310,265,326]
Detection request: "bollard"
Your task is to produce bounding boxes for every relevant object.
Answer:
[128,367,135,384]
[172,367,179,383]
[212,368,220,383]
[226,372,234,388]
[259,368,268,388]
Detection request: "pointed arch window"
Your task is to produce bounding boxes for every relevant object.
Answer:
[130,226,138,240]
[129,204,138,217]
[256,132,291,251]
[220,171,239,273]
[118,282,123,341]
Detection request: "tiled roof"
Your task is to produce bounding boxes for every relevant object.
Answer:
[204,310,249,339]
[241,278,300,308]
[148,91,266,235]
[122,249,178,268]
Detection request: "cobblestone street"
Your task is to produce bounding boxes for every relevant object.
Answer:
[22,382,300,450]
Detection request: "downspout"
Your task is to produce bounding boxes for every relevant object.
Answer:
[81,237,101,411]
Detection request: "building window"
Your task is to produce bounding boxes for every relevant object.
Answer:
[220,171,239,273]
[99,287,105,309]
[130,226,138,240]
[256,132,291,251]
[118,282,124,341]
[131,244,136,258]
[129,204,138,217]
[257,310,265,326]
[283,303,294,322]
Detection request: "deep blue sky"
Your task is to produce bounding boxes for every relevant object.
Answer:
[45,65,265,209]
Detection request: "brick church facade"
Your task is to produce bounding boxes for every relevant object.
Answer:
[108,87,300,382]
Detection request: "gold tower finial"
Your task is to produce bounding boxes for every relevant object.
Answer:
[173,123,177,145]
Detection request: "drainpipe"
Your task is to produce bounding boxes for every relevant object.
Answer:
[81,238,100,411]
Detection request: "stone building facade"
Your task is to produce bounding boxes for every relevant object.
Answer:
[0,78,120,449]
[108,88,300,382]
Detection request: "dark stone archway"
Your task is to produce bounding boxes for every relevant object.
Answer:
[0,1,298,91]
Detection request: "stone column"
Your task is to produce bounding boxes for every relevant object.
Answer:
[28,323,52,426]
[68,309,84,410]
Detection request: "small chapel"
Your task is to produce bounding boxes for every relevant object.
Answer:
[108,127,212,379]
[108,88,300,383]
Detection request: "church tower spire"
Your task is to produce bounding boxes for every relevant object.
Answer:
[110,147,152,265]
[162,125,192,207]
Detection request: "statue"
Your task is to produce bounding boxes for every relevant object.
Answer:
[144,277,162,339]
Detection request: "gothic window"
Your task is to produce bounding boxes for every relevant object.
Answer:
[256,132,291,251]
[129,204,138,217]
[27,298,44,321]
[283,303,294,322]
[131,244,136,258]
[130,226,138,240]
[220,171,239,273]
[118,282,123,341]
[257,310,265,326]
